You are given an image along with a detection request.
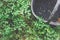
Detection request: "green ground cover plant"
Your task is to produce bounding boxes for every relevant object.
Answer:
[0,0,60,40]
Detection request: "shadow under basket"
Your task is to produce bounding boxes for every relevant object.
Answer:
[31,0,60,26]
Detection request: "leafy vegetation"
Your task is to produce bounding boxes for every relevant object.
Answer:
[0,0,60,40]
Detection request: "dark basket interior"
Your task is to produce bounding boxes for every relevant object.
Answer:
[32,0,60,22]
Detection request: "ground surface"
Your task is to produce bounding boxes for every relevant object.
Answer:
[0,0,60,40]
